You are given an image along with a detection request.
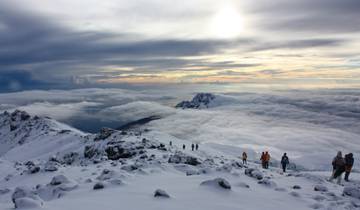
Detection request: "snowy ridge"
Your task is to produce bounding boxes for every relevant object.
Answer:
[0,111,360,209]
[0,110,86,161]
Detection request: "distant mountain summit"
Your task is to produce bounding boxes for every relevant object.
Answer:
[175,93,216,109]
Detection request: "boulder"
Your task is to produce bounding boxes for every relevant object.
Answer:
[257,179,277,188]
[50,175,70,186]
[154,189,170,198]
[168,152,201,166]
[12,187,43,208]
[293,185,302,190]
[94,128,115,141]
[93,182,105,190]
[44,161,58,172]
[314,185,328,192]
[200,178,231,190]
[343,186,360,199]
[245,168,263,180]
[14,197,43,209]
[105,146,135,160]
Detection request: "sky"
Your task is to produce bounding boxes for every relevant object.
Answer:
[1,0,360,92]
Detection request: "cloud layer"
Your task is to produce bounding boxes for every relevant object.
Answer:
[0,0,359,91]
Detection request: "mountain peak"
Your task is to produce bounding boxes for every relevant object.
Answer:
[176,93,216,109]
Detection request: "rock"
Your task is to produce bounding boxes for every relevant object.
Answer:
[257,179,277,188]
[0,188,11,195]
[154,189,170,198]
[293,185,302,190]
[309,203,324,209]
[84,145,102,159]
[343,186,360,199]
[28,165,40,174]
[200,178,231,190]
[62,152,79,165]
[44,161,58,172]
[93,182,105,190]
[14,197,43,209]
[314,185,328,192]
[289,191,301,197]
[168,151,201,166]
[175,93,216,109]
[96,169,117,181]
[236,182,250,188]
[12,187,43,208]
[50,175,70,186]
[245,168,263,180]
[94,128,115,141]
[105,145,135,160]
[109,179,123,186]
[312,195,326,201]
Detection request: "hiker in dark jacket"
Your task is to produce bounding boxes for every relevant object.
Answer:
[191,143,194,151]
[344,153,354,182]
[329,151,345,184]
[281,153,290,173]
[242,152,248,164]
[195,144,199,151]
[260,152,266,168]
[182,144,186,150]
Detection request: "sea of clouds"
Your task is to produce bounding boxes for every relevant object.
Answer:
[0,86,359,170]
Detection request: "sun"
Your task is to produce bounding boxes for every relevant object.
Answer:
[211,6,244,39]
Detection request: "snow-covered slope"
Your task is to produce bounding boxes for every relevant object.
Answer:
[0,110,86,161]
[0,111,360,210]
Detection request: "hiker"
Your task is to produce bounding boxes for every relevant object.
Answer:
[260,152,266,168]
[169,141,172,146]
[242,152,248,164]
[195,144,199,151]
[329,151,346,184]
[344,153,354,182]
[191,143,195,151]
[182,144,186,150]
[264,151,270,169]
[281,153,290,173]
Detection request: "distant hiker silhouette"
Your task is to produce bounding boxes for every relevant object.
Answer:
[182,144,186,150]
[281,153,289,173]
[344,153,354,182]
[330,151,345,184]
[242,152,247,164]
[260,152,266,168]
[195,144,199,151]
[191,143,194,151]
[169,141,172,146]
[264,151,270,169]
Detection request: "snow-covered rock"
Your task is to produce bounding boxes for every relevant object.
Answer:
[343,186,360,199]
[14,197,43,209]
[154,189,170,198]
[200,178,231,190]
[314,185,328,192]
[93,182,105,190]
[175,93,216,109]
[245,168,263,180]
[168,151,201,166]
[50,175,71,186]
[11,186,43,209]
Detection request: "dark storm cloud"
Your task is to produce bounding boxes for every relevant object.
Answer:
[0,70,53,92]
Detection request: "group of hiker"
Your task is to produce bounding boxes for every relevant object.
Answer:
[329,151,354,184]
[241,150,354,183]
[169,141,200,151]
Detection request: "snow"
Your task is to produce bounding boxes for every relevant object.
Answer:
[0,93,360,209]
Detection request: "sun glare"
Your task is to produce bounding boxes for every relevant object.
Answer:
[211,6,244,39]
